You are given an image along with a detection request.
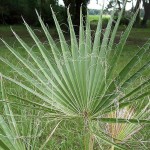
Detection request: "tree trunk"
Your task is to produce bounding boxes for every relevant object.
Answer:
[63,0,75,18]
[117,0,121,10]
[63,0,87,35]
[141,0,150,27]
[73,0,87,33]
[134,0,142,26]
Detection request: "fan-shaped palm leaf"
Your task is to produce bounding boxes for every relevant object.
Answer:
[0,6,150,149]
[0,76,60,150]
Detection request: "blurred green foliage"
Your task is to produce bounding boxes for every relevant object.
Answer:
[0,0,66,26]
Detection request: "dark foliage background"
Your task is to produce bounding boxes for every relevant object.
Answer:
[0,0,66,26]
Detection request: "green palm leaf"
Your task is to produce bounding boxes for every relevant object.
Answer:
[0,6,150,149]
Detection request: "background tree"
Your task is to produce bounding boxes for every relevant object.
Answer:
[0,0,24,24]
[107,0,132,26]
[107,0,132,18]
[107,0,130,10]
[134,0,142,26]
[63,0,90,34]
[141,0,150,27]
[110,0,121,10]
[25,0,37,24]
[0,0,63,25]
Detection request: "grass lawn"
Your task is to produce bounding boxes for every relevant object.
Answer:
[0,24,149,149]
[88,15,110,21]
[1,24,149,74]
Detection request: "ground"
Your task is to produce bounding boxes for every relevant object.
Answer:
[0,21,149,149]
[0,24,149,74]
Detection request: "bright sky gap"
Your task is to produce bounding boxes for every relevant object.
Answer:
[58,0,138,10]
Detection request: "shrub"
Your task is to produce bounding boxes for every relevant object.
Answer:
[0,7,150,149]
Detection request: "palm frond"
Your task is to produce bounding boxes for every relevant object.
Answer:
[0,6,150,149]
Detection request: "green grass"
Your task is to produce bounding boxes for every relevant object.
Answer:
[89,15,110,27]
[88,15,110,22]
[0,25,58,75]
[0,24,150,149]
[1,25,149,74]
[0,25,149,104]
